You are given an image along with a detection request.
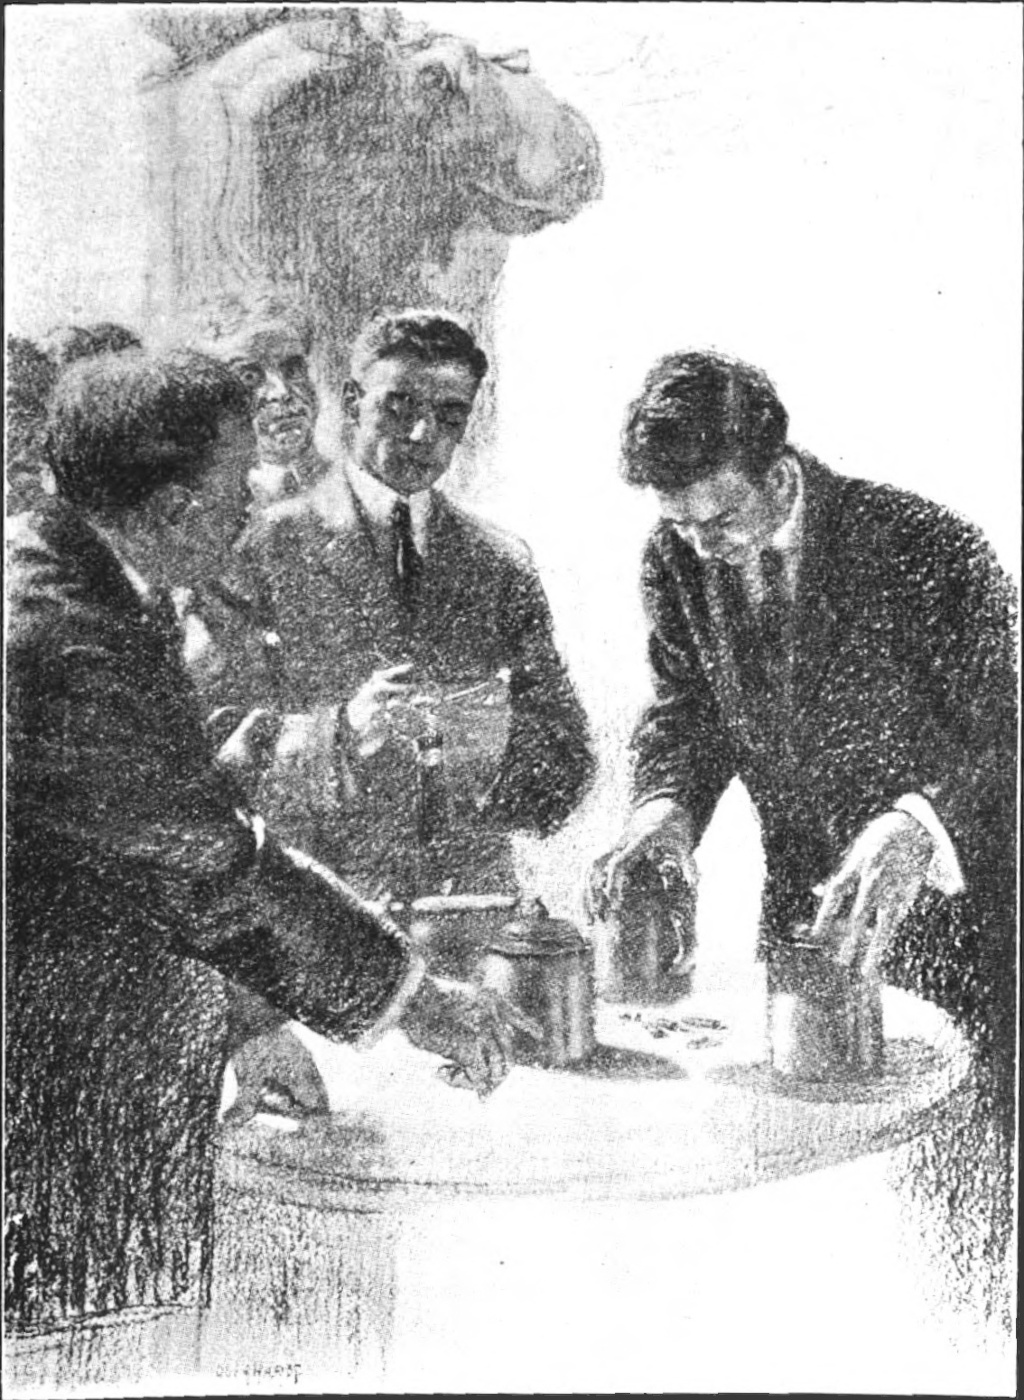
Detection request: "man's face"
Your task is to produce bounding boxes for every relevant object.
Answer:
[150,414,255,583]
[343,354,480,496]
[654,459,794,567]
[228,328,318,466]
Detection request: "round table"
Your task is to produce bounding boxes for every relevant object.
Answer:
[196,965,1008,1394]
[220,966,970,1205]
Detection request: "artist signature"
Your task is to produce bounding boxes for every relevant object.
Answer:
[218,1359,302,1384]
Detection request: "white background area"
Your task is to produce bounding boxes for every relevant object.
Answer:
[5,4,1021,1394]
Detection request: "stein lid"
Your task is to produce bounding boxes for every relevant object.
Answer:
[487,897,589,957]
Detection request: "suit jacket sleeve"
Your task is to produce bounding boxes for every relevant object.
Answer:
[481,560,595,837]
[11,559,411,1043]
[896,518,1017,885]
[197,537,362,821]
[630,532,738,841]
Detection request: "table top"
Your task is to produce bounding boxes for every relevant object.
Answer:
[219,965,972,1208]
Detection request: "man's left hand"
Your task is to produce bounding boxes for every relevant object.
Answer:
[809,812,935,976]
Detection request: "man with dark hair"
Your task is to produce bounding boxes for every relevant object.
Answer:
[592,348,1016,1025]
[190,289,329,508]
[348,311,491,386]
[225,307,594,911]
[588,348,1017,1307]
[5,348,531,1333]
[5,323,144,514]
[40,321,144,367]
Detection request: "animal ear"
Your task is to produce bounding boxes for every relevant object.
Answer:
[340,379,362,422]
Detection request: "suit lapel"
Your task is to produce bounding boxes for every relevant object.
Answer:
[704,554,790,749]
[308,472,407,654]
[660,531,759,748]
[416,493,471,658]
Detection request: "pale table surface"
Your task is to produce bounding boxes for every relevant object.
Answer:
[10,971,1002,1397]
[220,964,973,1207]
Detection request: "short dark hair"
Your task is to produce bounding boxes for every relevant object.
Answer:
[188,288,313,359]
[7,324,146,462]
[621,351,789,491]
[349,309,489,384]
[41,322,144,369]
[45,349,249,512]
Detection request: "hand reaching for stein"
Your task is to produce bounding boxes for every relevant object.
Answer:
[400,975,542,1097]
[809,811,935,977]
[346,662,418,757]
[585,798,698,922]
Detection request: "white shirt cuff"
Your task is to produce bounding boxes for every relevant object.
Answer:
[357,949,428,1050]
[235,809,267,862]
[894,794,965,896]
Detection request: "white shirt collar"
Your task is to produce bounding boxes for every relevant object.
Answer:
[344,461,433,554]
[249,460,303,508]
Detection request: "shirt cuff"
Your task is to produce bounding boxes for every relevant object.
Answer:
[893,794,965,896]
[357,948,428,1050]
[234,808,267,865]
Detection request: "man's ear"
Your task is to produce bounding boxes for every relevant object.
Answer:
[340,379,362,423]
[767,452,796,505]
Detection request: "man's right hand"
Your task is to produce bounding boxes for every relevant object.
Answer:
[346,662,417,757]
[584,798,698,921]
[400,975,542,1097]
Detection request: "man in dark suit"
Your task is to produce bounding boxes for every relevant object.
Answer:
[224,310,595,905]
[5,348,530,1333]
[588,349,1017,1310]
[589,350,1016,1037]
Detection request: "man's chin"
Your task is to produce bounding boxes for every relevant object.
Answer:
[256,429,313,465]
[375,458,446,495]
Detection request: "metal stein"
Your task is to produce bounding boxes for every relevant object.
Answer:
[478,898,595,1068]
[597,856,697,1004]
[768,935,885,1081]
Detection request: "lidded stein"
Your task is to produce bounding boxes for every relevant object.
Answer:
[478,898,595,1068]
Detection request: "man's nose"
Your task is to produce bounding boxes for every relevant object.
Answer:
[407,413,436,444]
[259,371,290,403]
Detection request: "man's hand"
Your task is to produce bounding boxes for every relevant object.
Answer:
[584,798,698,922]
[346,663,417,758]
[222,1024,330,1125]
[809,811,935,976]
[400,976,542,1097]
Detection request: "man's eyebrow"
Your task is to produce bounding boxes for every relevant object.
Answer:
[684,508,732,527]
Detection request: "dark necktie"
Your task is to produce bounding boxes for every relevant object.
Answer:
[754,548,795,737]
[759,549,789,663]
[729,549,791,700]
[391,498,423,611]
